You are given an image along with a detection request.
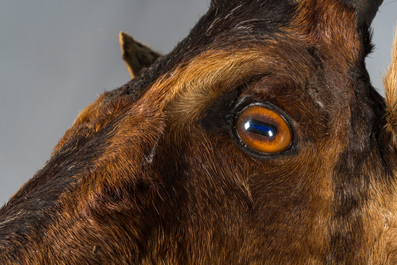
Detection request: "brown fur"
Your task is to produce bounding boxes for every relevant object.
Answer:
[0,0,396,264]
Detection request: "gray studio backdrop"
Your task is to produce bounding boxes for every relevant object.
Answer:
[0,0,396,204]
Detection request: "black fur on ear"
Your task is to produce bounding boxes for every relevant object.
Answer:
[119,32,161,79]
[341,0,383,25]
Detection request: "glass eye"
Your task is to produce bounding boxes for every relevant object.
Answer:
[235,104,292,154]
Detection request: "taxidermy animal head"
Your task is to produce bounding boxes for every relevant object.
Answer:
[1,0,397,264]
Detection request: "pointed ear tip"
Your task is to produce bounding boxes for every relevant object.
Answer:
[119,31,132,38]
[119,32,136,45]
[119,32,137,51]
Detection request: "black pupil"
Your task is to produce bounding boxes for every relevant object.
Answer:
[244,119,277,138]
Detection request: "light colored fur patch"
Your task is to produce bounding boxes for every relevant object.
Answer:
[385,28,397,145]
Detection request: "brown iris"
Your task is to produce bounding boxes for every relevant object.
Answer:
[236,105,292,154]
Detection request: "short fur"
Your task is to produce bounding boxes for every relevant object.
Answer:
[0,0,396,264]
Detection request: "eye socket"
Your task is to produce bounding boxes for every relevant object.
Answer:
[235,104,292,154]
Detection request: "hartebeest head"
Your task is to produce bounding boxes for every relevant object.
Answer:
[1,0,397,264]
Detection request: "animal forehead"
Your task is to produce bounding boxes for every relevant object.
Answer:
[160,42,321,124]
[204,0,354,33]
[163,0,359,72]
[160,21,355,101]
[104,0,360,125]
[111,0,359,107]
[204,0,296,35]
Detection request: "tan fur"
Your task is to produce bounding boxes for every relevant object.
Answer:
[385,28,397,145]
[290,0,361,66]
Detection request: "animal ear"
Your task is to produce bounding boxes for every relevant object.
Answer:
[384,29,397,144]
[341,0,383,25]
[118,32,161,79]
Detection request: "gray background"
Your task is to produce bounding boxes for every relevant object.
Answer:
[0,0,396,204]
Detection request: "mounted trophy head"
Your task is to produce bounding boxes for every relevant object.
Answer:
[1,0,397,264]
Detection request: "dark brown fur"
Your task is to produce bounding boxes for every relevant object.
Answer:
[119,32,161,79]
[1,0,396,264]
